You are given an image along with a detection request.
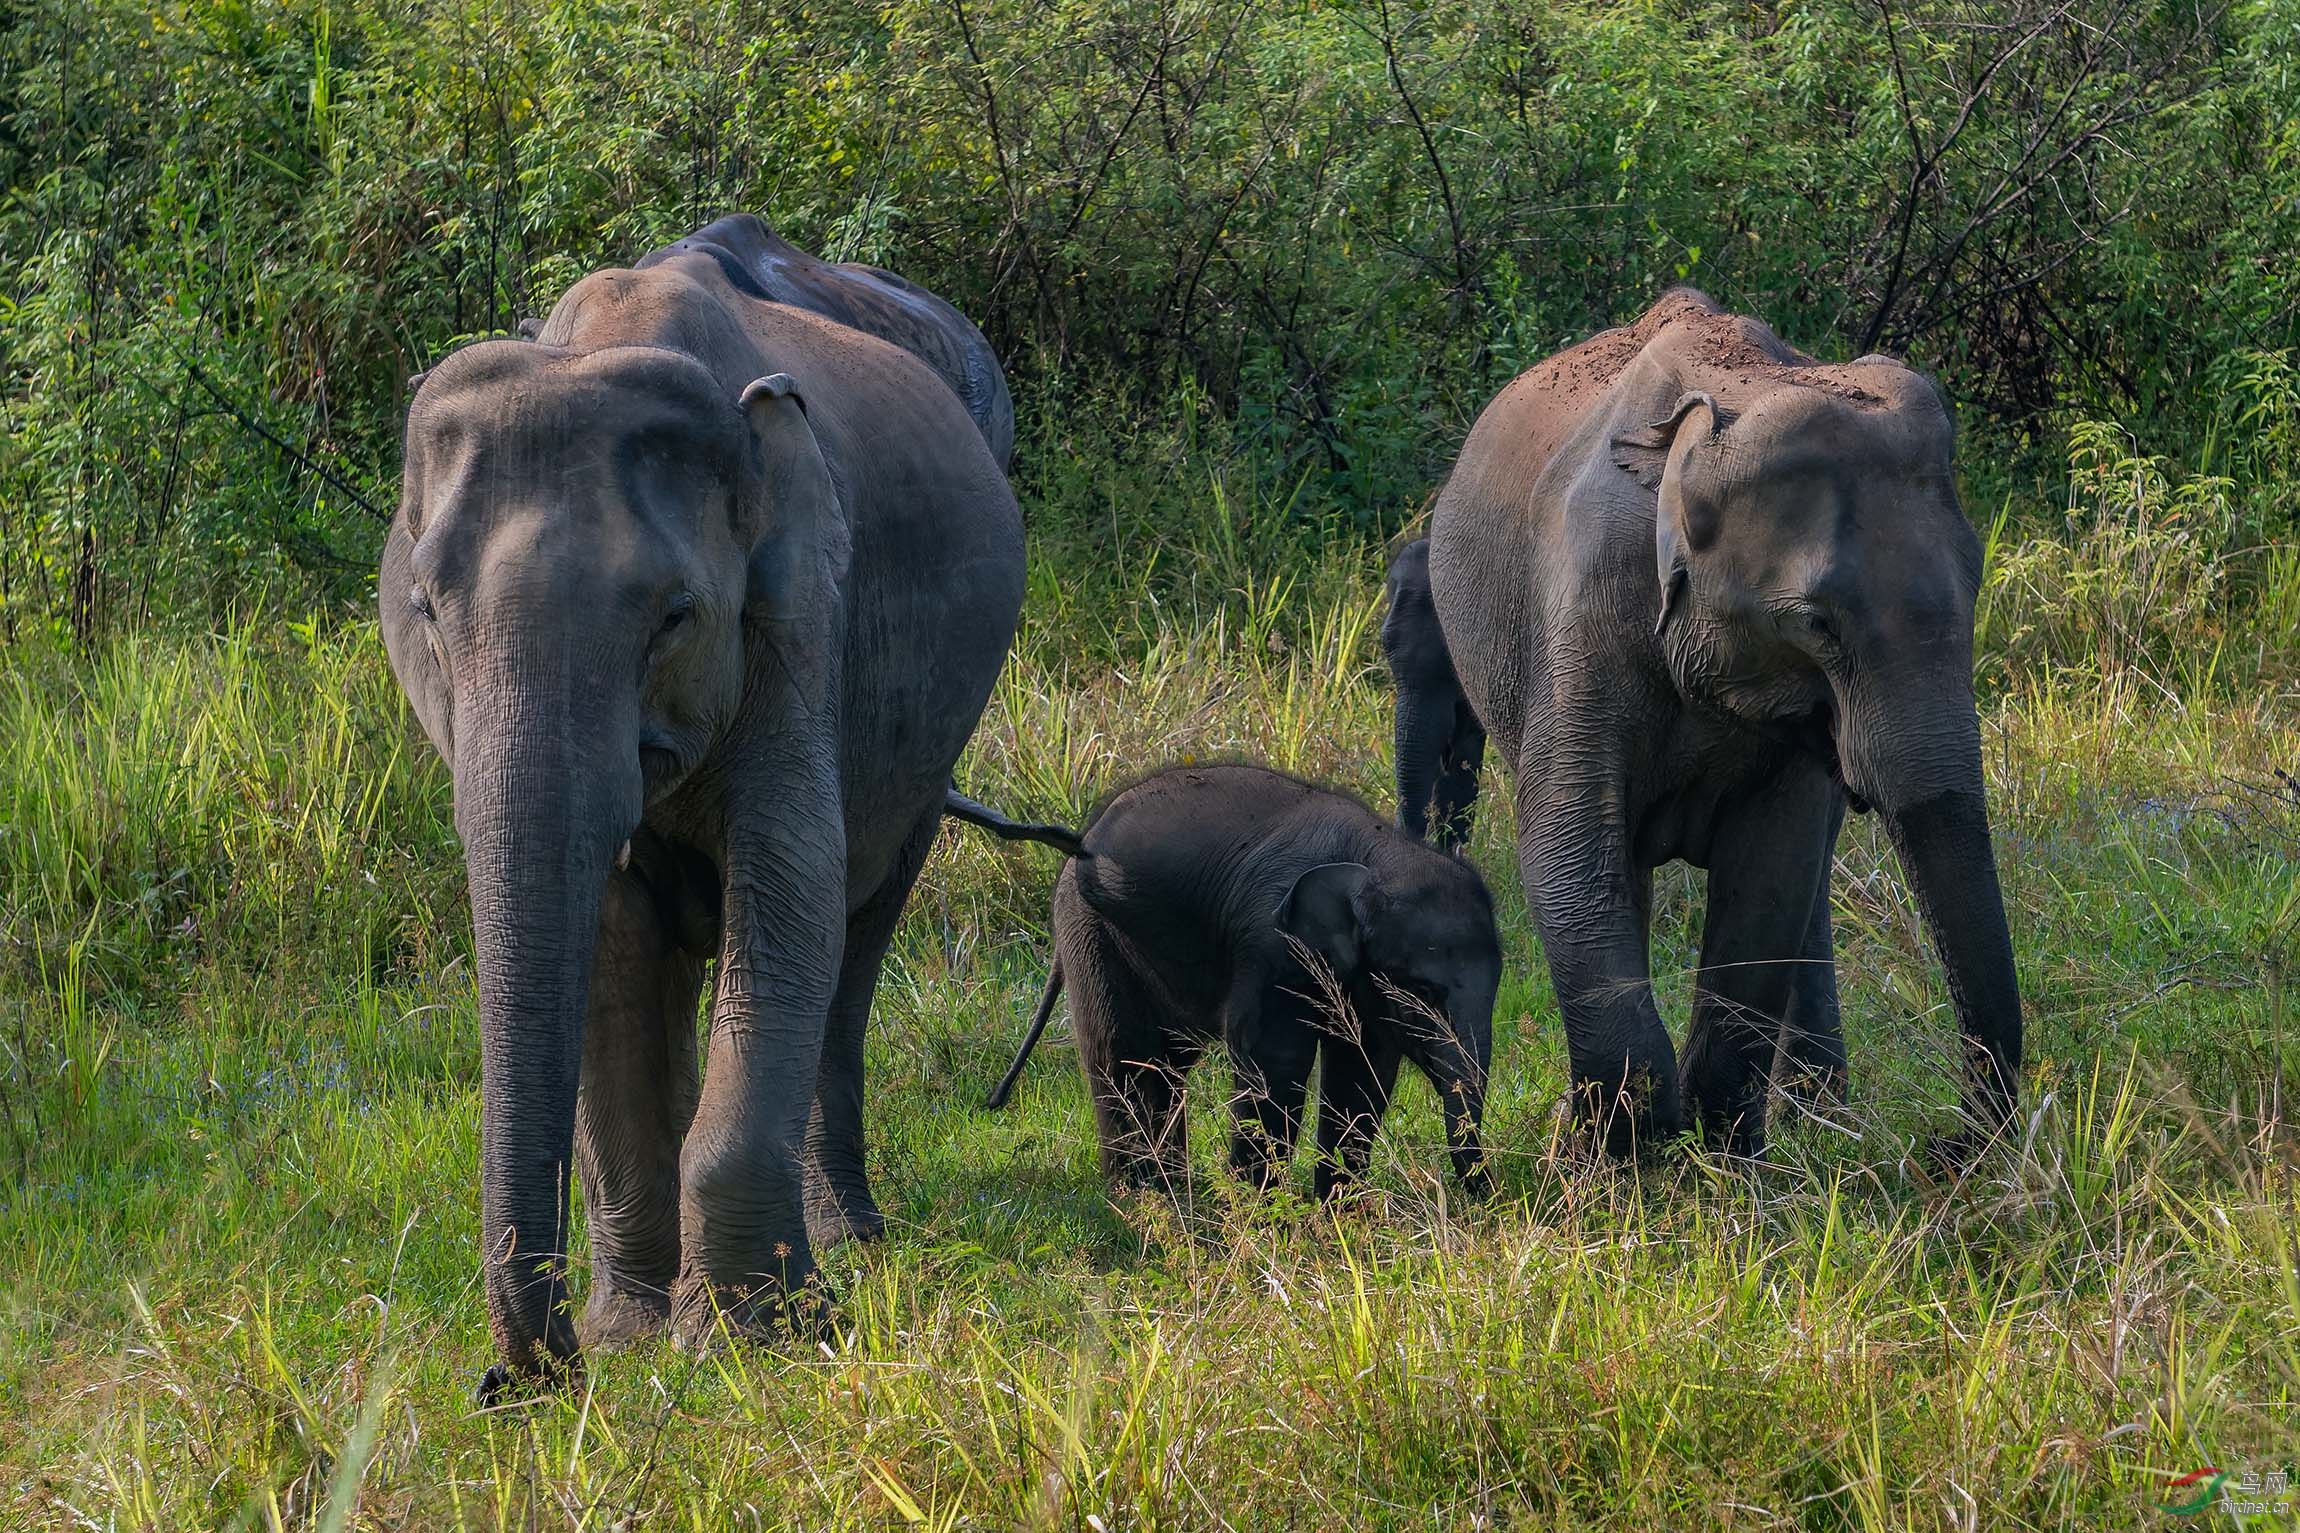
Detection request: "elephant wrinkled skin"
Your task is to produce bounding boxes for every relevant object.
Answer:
[1428,289,2021,1160]
[380,216,1024,1391]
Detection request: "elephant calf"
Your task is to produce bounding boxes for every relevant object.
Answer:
[1383,538,1486,851]
[988,764,1501,1199]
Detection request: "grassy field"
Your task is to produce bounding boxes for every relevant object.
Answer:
[2,489,2297,1528]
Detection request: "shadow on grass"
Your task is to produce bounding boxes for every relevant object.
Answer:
[879,1151,1156,1276]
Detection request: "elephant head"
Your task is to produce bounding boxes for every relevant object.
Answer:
[1281,850,1501,1190]
[379,338,847,1377]
[1617,368,2020,1144]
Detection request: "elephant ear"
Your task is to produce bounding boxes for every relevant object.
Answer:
[378,517,455,765]
[737,373,851,627]
[1612,390,1725,636]
[1279,861,1373,980]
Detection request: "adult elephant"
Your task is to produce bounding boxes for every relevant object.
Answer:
[637,213,1014,469]
[381,216,1024,1393]
[1428,289,2020,1160]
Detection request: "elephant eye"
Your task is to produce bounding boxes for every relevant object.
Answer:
[657,592,696,636]
[1800,607,1840,648]
[408,586,435,622]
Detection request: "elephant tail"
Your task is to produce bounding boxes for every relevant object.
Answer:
[944,787,1086,857]
[984,961,1065,1110]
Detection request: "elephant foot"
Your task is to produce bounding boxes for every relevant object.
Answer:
[1924,1126,1997,1177]
[804,1176,888,1249]
[1772,1066,1854,1146]
[671,1270,835,1355]
[1112,1156,1195,1204]
[1775,1062,1850,1114]
[1227,1147,1289,1197]
[1566,1069,1682,1158]
[1685,1094,1768,1161]
[579,1277,673,1352]
[1678,1044,1772,1159]
[473,1350,582,1408]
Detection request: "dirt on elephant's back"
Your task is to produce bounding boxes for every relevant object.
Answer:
[1679,315,1887,407]
[1530,288,1887,410]
[1531,289,1719,400]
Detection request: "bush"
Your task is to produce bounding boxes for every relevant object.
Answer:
[1977,416,2290,694]
[2,0,2296,637]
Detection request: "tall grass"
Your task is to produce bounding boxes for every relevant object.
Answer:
[2,439,2297,1524]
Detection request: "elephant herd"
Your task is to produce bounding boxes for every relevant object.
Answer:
[380,214,2022,1393]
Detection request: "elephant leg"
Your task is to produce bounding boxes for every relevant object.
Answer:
[1103,1034,1202,1196]
[575,869,703,1350]
[1517,771,1680,1153]
[1225,989,1317,1192]
[1431,695,1487,853]
[1679,769,1837,1157]
[803,805,940,1250]
[1312,1028,1403,1199]
[1774,796,1848,1110]
[1067,905,1199,1193]
[675,787,847,1348]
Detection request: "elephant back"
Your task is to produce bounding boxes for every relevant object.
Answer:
[639,214,1015,471]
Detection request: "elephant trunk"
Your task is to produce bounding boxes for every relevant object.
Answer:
[1841,686,2022,1150]
[455,662,641,1385]
[1413,985,1494,1196]
[1441,1061,1490,1196]
[1392,682,1449,842]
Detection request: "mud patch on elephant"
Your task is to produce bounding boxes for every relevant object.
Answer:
[1533,289,1887,409]
[1536,288,1724,397]
[1670,309,1888,407]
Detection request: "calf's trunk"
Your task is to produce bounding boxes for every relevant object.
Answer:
[1392,686,1450,841]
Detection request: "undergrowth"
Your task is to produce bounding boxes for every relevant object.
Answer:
[1,424,2296,1524]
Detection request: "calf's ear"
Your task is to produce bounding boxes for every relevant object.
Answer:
[1279,861,1373,979]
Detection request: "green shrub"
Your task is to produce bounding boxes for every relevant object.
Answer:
[3,0,2295,635]
[1982,420,2240,690]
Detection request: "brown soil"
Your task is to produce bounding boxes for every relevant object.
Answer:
[1532,287,1886,408]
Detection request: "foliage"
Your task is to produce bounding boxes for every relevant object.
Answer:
[1983,421,2237,690]
[2206,345,2300,532]
[2,0,2297,635]
[1976,359,2300,696]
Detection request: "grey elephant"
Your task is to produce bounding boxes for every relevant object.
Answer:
[639,214,1014,470]
[1383,538,1486,851]
[1427,289,2021,1159]
[381,215,1023,1393]
[985,764,1500,1199]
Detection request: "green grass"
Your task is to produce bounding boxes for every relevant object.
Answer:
[2,513,2298,1528]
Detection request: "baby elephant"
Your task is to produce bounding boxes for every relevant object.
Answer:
[988,764,1502,1199]
[1384,539,1486,851]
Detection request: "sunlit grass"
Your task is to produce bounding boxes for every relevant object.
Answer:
[1,506,2296,1525]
